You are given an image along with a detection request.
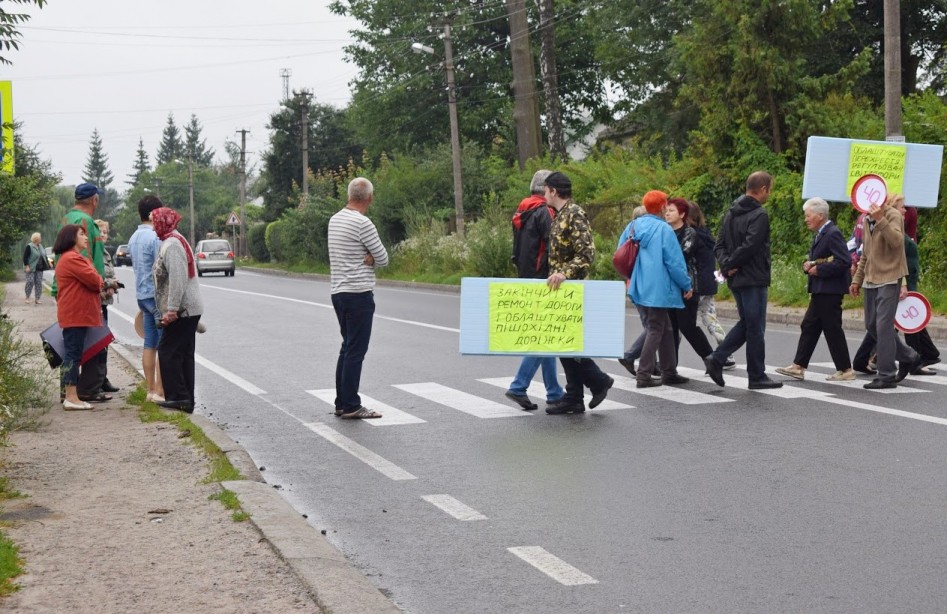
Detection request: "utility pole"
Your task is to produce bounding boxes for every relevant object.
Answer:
[506,0,542,168]
[154,178,162,199]
[443,16,465,237]
[536,0,566,161]
[883,0,903,140]
[299,90,312,205]
[236,128,249,257]
[280,68,292,102]
[187,158,195,247]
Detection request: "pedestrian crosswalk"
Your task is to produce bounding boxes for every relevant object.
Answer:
[302,359,946,428]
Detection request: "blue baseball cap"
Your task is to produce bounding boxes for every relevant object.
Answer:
[75,182,104,200]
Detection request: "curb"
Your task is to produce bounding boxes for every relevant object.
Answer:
[109,342,400,613]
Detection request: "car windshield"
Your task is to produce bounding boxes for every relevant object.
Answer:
[118,245,128,252]
[200,241,230,253]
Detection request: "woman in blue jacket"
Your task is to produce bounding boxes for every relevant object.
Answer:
[618,190,693,388]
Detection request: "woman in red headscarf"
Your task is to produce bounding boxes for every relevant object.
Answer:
[151,207,204,412]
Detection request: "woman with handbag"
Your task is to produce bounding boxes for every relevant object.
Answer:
[53,224,104,411]
[23,232,49,304]
[666,199,715,363]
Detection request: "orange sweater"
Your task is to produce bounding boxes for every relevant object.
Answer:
[55,250,103,328]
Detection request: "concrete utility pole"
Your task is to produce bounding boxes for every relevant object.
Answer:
[187,158,195,247]
[298,90,312,204]
[443,16,465,237]
[506,0,542,168]
[883,0,903,139]
[236,128,249,257]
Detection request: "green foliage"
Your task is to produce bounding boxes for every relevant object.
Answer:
[127,137,150,186]
[247,223,270,262]
[387,219,467,281]
[183,114,215,167]
[463,199,513,278]
[155,113,184,166]
[0,307,52,439]
[0,533,23,596]
[0,0,46,65]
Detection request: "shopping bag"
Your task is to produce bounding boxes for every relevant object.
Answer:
[40,322,114,369]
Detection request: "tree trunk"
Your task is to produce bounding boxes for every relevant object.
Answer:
[536,0,566,161]
[507,0,542,167]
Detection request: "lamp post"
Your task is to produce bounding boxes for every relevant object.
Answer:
[412,24,465,238]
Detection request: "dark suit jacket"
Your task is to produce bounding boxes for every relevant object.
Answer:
[808,221,851,295]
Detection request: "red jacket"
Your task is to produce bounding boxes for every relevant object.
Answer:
[55,250,103,328]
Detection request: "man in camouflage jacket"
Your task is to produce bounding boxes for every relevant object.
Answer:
[543,172,614,414]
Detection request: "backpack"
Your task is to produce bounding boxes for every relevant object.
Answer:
[511,203,553,277]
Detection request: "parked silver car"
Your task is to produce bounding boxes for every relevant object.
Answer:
[195,239,235,277]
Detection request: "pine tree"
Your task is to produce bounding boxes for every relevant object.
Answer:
[82,128,114,189]
[184,114,215,166]
[155,113,183,165]
[127,137,150,186]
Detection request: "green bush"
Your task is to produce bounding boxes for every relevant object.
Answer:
[464,199,514,278]
[247,223,270,262]
[264,215,293,263]
[0,306,52,439]
[388,219,468,280]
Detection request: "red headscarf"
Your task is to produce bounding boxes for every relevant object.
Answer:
[151,207,195,278]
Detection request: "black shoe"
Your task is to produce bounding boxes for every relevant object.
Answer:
[897,354,924,382]
[662,374,690,385]
[545,400,586,415]
[101,381,120,393]
[617,358,636,376]
[864,378,897,390]
[703,357,725,387]
[589,377,614,409]
[853,364,877,375]
[921,357,941,368]
[505,391,538,411]
[722,359,736,370]
[748,377,783,390]
[636,378,662,389]
[158,400,195,413]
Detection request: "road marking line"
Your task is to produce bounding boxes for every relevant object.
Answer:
[604,368,733,405]
[421,495,487,521]
[304,422,417,481]
[810,362,947,387]
[766,364,924,394]
[477,377,633,411]
[675,366,835,399]
[817,396,947,426]
[306,389,426,426]
[394,382,531,419]
[203,286,460,332]
[507,546,598,585]
[109,304,266,395]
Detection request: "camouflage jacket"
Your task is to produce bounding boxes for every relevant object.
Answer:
[548,201,594,280]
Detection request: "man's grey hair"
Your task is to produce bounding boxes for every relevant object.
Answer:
[802,197,829,218]
[631,205,647,220]
[348,177,374,203]
[529,169,552,194]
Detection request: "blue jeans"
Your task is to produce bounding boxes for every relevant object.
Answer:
[711,285,768,381]
[137,297,163,350]
[331,291,375,412]
[61,326,87,387]
[508,356,564,402]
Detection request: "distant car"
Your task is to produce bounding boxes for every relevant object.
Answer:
[44,246,55,269]
[115,244,132,266]
[195,239,235,277]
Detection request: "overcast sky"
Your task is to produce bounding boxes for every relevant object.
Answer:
[2,0,360,187]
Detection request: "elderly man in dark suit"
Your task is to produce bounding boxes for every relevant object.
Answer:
[776,197,854,381]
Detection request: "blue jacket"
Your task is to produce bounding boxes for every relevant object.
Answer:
[619,213,691,308]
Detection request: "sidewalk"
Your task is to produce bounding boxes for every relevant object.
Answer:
[0,281,398,614]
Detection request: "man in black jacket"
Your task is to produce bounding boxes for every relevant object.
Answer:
[704,171,783,389]
[775,197,854,381]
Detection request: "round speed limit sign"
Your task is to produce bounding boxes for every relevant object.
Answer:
[895,291,932,334]
[850,174,888,214]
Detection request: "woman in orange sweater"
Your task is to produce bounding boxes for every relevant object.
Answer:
[53,224,104,410]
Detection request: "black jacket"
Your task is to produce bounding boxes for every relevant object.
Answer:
[694,226,718,296]
[515,204,554,278]
[807,221,851,295]
[714,194,771,289]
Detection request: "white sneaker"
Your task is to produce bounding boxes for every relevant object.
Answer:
[826,369,856,382]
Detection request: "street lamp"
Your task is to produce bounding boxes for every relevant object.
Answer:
[174,158,196,247]
[412,29,465,238]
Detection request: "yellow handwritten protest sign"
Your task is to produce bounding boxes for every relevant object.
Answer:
[0,81,13,173]
[846,142,906,198]
[488,282,584,352]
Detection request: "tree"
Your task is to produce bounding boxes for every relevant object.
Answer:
[0,0,46,65]
[1,127,59,252]
[155,113,183,165]
[82,128,114,189]
[127,137,150,186]
[184,114,215,166]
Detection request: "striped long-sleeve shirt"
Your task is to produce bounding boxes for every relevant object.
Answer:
[327,207,389,294]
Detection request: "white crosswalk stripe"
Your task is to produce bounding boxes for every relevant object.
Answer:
[394,382,532,419]
[769,364,925,394]
[675,366,833,398]
[306,390,426,426]
[810,362,947,388]
[477,377,633,411]
[603,370,733,405]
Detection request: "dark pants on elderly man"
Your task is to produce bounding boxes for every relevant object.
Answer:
[332,291,375,412]
[559,357,611,405]
[793,293,851,370]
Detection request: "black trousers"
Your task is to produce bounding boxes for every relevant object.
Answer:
[559,357,611,404]
[905,329,940,362]
[158,315,201,404]
[78,305,109,396]
[671,295,714,360]
[793,293,851,370]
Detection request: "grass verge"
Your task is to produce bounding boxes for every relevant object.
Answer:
[131,387,249,521]
[0,477,24,597]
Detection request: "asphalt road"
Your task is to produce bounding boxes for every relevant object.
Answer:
[109,266,947,613]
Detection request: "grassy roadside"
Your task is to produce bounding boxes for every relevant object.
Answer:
[130,387,250,522]
[0,479,24,597]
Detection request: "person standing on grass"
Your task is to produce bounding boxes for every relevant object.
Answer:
[775,197,854,382]
[23,232,49,304]
[128,195,166,403]
[328,178,389,420]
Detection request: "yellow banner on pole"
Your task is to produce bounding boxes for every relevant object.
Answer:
[0,81,12,174]
[846,142,906,198]
[488,282,584,352]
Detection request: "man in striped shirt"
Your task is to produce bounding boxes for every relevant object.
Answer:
[327,178,390,419]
